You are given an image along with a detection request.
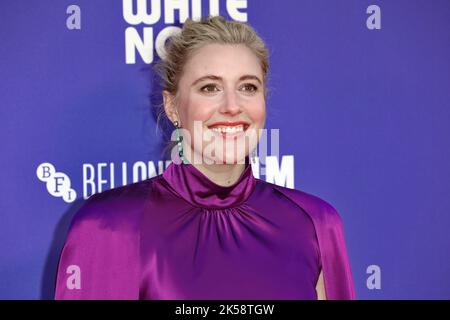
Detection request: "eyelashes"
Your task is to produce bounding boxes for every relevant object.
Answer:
[199,83,259,94]
[200,84,219,93]
[241,83,258,93]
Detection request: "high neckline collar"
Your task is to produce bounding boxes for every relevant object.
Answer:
[162,156,256,209]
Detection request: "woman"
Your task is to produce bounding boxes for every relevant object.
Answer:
[55,15,356,300]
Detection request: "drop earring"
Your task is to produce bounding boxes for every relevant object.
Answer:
[174,120,188,164]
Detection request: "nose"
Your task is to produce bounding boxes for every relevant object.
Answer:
[219,89,242,115]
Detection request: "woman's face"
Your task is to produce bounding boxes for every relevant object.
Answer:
[164,43,266,165]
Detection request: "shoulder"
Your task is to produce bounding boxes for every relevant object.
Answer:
[255,179,344,227]
[68,174,163,235]
[55,176,162,299]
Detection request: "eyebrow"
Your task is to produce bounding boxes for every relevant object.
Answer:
[191,74,262,86]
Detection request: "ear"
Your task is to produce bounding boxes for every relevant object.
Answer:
[162,90,179,124]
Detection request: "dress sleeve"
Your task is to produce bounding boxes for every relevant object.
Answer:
[54,193,140,300]
[272,185,356,300]
[317,205,356,300]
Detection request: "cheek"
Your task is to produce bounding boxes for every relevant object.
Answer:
[247,100,266,126]
[181,100,216,144]
[181,95,215,126]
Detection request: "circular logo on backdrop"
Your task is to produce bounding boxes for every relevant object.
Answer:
[36,162,77,203]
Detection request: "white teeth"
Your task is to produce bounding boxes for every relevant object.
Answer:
[210,125,245,134]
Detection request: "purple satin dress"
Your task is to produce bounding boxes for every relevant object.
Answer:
[55,157,356,300]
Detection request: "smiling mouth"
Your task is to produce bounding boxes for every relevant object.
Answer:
[206,123,250,138]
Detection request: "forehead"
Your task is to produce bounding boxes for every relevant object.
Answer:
[181,43,263,79]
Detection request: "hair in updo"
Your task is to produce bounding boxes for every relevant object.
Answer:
[153,15,270,158]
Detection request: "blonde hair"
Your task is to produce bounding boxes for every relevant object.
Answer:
[153,15,270,158]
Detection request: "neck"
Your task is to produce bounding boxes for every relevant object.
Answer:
[192,162,246,187]
[183,147,248,187]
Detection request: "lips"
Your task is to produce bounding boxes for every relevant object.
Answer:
[207,121,250,138]
[207,121,250,130]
